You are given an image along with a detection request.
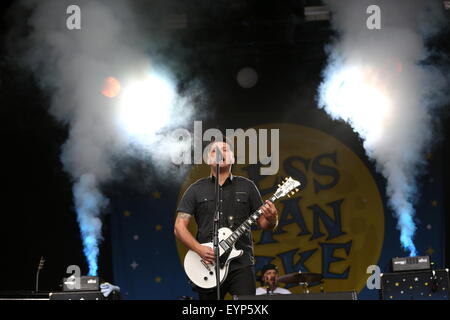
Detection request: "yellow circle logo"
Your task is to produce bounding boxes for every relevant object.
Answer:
[176,123,384,294]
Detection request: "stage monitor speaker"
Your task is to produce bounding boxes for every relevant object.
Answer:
[381,269,449,300]
[49,291,106,300]
[0,291,49,300]
[235,291,357,300]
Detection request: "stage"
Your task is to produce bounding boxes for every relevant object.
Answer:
[0,0,449,301]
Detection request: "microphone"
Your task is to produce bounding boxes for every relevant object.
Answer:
[264,276,273,295]
[265,280,270,295]
[35,256,45,293]
[38,256,45,270]
[215,146,223,164]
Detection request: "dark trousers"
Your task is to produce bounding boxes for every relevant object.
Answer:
[196,265,256,300]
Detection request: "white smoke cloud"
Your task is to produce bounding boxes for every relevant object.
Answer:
[318,0,449,256]
[12,0,195,274]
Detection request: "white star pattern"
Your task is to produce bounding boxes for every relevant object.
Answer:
[130,261,139,270]
[133,235,139,240]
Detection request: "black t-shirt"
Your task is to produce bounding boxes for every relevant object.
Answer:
[176,174,264,272]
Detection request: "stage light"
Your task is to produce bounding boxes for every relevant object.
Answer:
[117,74,174,145]
[102,77,121,98]
[320,66,390,143]
[304,6,330,22]
[237,67,258,89]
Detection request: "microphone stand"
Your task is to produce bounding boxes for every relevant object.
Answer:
[35,256,45,294]
[265,277,273,295]
[213,146,222,300]
[266,283,271,295]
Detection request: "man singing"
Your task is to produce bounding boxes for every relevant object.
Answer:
[174,139,278,300]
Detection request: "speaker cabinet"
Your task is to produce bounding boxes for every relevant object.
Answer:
[381,269,449,300]
[49,291,106,300]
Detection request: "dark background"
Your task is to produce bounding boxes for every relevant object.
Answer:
[0,0,449,297]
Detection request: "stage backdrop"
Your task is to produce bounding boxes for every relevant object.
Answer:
[110,122,445,300]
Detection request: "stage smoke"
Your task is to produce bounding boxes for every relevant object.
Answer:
[10,0,195,275]
[318,0,449,256]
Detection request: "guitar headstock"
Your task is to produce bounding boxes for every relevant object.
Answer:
[273,177,301,200]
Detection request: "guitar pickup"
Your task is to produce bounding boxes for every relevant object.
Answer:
[219,241,230,251]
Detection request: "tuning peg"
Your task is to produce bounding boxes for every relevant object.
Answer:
[287,195,291,198]
[284,177,288,181]
[278,184,281,187]
[291,191,295,195]
[295,188,299,192]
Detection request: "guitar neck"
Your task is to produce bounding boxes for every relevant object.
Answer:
[220,195,277,250]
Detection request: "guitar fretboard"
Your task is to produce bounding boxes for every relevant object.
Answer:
[220,195,277,251]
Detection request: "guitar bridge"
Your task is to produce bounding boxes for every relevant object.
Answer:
[200,260,212,271]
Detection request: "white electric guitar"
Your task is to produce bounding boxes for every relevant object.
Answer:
[183,177,301,289]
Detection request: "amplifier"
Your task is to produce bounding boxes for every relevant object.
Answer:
[391,256,430,272]
[381,269,449,300]
[49,291,105,300]
[62,276,100,292]
[235,291,357,300]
